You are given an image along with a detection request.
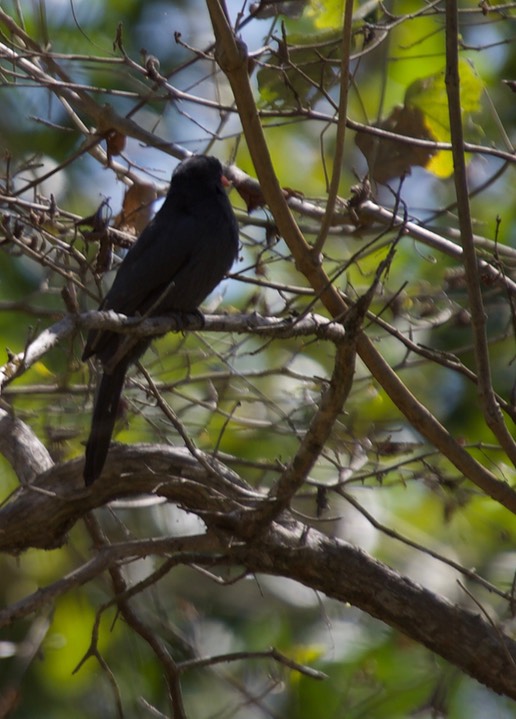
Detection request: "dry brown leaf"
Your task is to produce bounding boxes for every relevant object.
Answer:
[355,105,437,183]
[114,181,157,236]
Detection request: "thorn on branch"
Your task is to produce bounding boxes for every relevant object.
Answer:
[113,22,124,53]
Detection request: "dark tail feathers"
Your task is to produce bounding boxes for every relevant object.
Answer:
[84,362,127,486]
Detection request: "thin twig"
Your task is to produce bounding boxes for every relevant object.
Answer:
[445,2,516,465]
[312,0,354,256]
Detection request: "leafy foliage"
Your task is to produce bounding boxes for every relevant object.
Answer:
[1,1,516,718]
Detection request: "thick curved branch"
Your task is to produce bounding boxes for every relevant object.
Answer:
[266,261,388,519]
[0,409,53,483]
[0,445,258,553]
[239,522,516,700]
[1,444,515,699]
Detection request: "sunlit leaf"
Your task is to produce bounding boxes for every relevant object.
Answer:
[114,181,157,236]
[356,60,483,180]
[406,59,484,177]
[306,0,344,28]
[32,361,53,378]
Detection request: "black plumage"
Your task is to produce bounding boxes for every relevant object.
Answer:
[82,155,239,485]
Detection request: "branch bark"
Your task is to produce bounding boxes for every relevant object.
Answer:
[0,310,345,393]
[239,522,516,700]
[1,445,515,699]
[205,0,516,514]
[0,409,53,483]
[445,2,516,465]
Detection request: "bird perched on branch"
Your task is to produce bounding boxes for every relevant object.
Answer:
[82,155,239,485]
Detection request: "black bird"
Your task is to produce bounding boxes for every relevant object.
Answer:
[82,155,239,485]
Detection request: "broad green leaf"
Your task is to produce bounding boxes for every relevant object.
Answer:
[357,59,484,180]
[406,59,483,176]
[307,0,382,29]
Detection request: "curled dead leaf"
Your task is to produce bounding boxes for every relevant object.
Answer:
[355,105,437,183]
[114,181,157,236]
[234,181,266,213]
[105,129,126,159]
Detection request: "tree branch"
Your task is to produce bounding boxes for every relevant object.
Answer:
[445,2,516,465]
[239,522,516,700]
[206,0,516,514]
[0,311,346,393]
[1,445,515,699]
[0,409,53,483]
[312,0,354,255]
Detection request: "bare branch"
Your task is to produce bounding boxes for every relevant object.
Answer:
[206,1,516,513]
[0,409,53,483]
[1,445,516,699]
[239,521,516,700]
[445,2,516,465]
[0,311,346,393]
[312,0,354,256]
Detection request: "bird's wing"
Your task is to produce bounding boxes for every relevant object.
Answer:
[102,209,193,316]
[84,191,236,362]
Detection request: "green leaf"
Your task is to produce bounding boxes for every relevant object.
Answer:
[306,0,344,28]
[405,59,483,176]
